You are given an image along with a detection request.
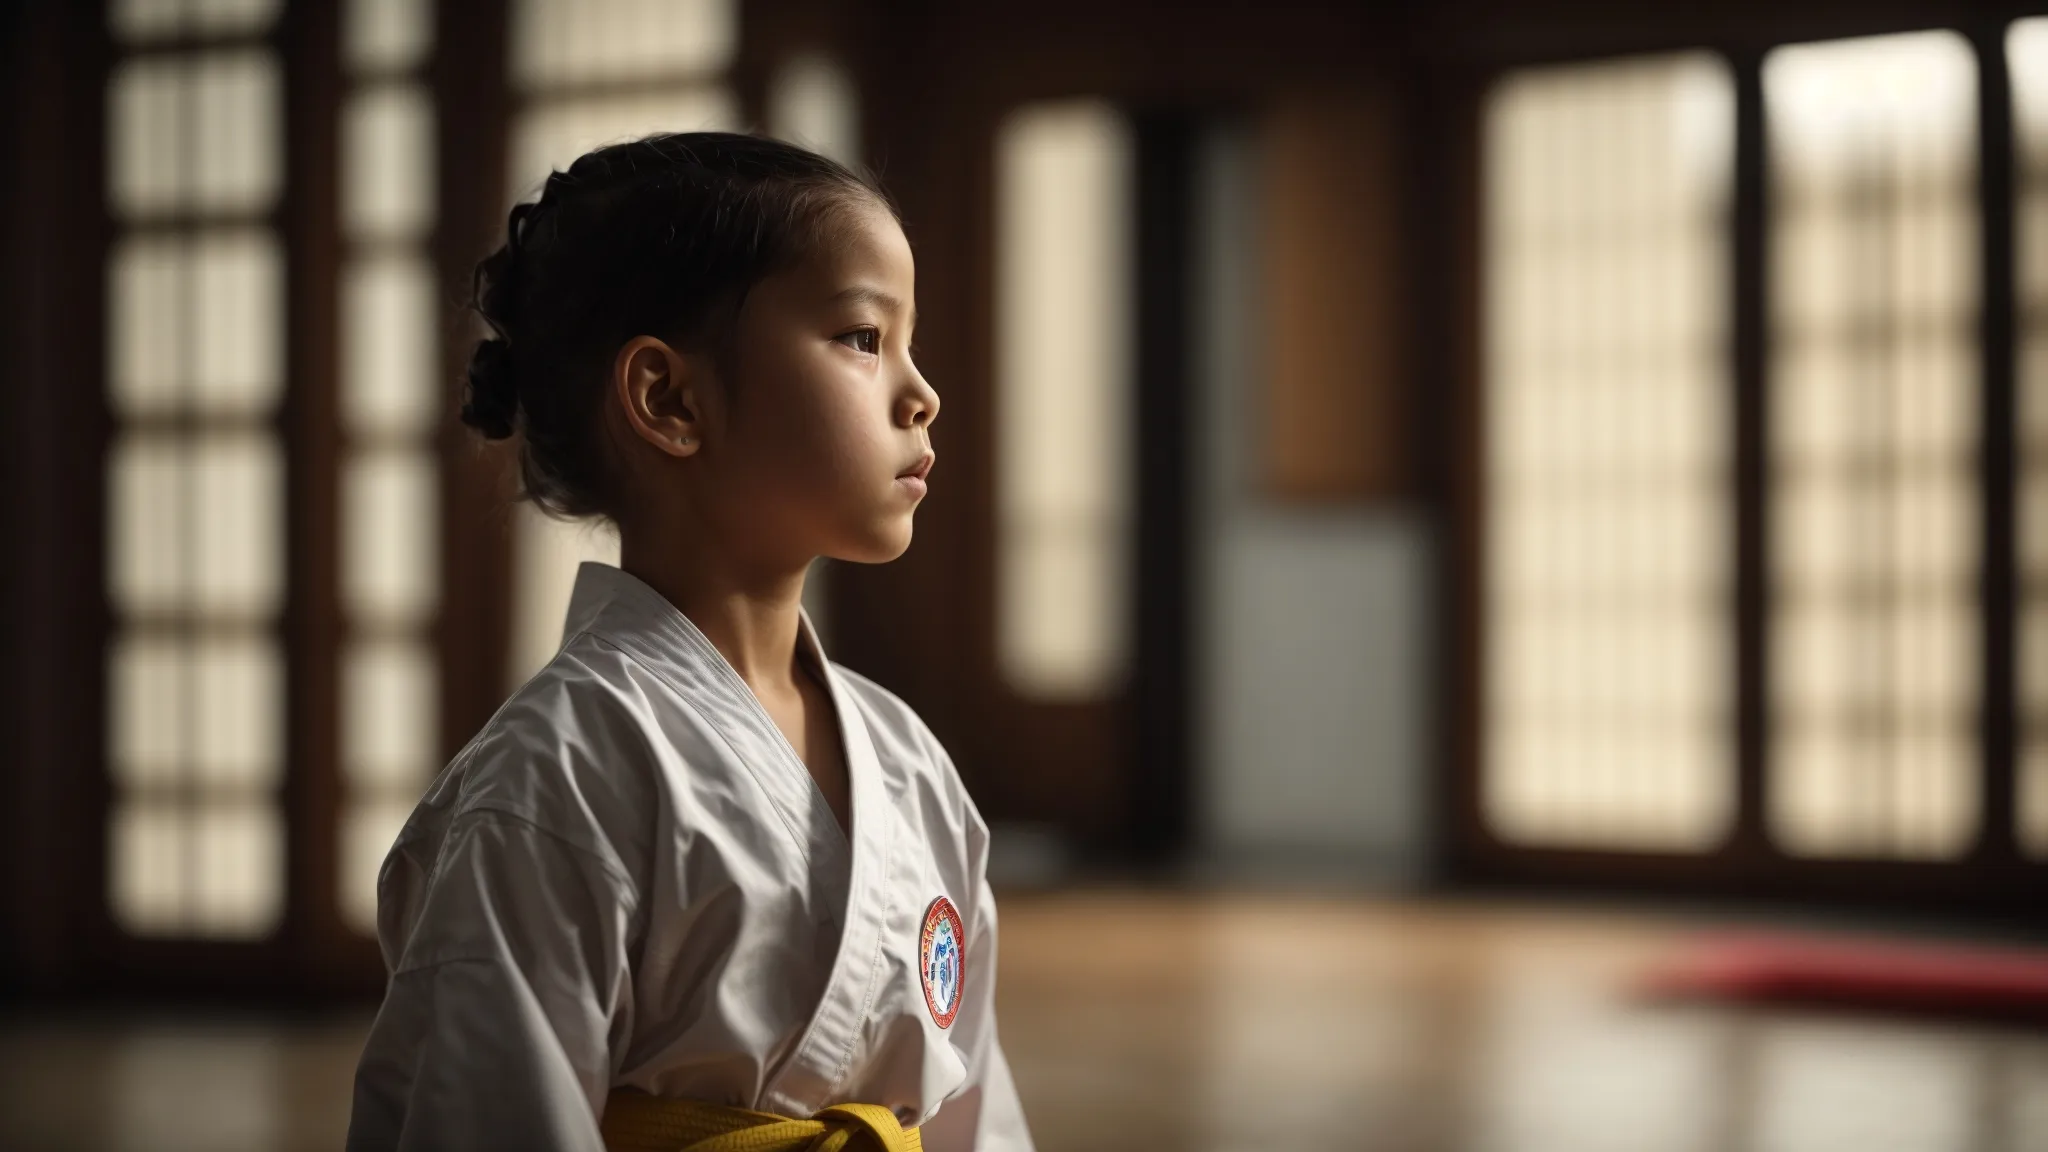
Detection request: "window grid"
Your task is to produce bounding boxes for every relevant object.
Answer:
[1765,32,1982,860]
[2009,19,2048,859]
[337,0,441,934]
[994,101,1136,701]
[1481,54,1736,852]
[103,0,287,939]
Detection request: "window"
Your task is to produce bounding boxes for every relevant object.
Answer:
[995,102,1136,699]
[1480,30,2030,871]
[504,0,737,688]
[1482,55,1736,850]
[768,52,858,166]
[1766,32,1980,860]
[2010,19,2048,859]
[337,0,440,933]
[104,0,287,937]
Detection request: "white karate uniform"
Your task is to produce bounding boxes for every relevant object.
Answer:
[346,562,1033,1152]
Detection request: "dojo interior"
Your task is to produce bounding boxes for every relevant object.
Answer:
[4,0,2048,1148]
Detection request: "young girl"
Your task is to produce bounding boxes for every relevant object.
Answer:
[346,133,1032,1152]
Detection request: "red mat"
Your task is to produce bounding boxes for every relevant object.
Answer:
[1639,933,2048,1023]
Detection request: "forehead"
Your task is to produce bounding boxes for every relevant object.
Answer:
[782,200,915,304]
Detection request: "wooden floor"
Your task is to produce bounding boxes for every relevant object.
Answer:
[3,892,2045,1151]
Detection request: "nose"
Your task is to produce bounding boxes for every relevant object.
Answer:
[896,365,940,430]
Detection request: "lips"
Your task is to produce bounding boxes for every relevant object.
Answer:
[898,453,935,482]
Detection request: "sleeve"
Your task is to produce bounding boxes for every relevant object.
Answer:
[345,810,640,1152]
[919,780,1036,1152]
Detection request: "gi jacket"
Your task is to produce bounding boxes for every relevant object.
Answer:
[347,563,1033,1151]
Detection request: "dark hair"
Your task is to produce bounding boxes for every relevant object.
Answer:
[461,131,893,521]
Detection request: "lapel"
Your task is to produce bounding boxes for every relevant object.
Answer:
[759,631,899,1115]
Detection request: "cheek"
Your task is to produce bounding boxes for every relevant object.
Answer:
[734,353,887,489]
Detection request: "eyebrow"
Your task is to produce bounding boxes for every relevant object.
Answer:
[832,285,917,328]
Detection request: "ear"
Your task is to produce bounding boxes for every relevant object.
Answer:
[612,335,704,458]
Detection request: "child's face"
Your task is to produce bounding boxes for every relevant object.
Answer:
[706,200,938,568]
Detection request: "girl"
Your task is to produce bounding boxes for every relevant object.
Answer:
[346,133,1032,1152]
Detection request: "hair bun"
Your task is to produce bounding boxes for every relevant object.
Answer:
[461,337,519,440]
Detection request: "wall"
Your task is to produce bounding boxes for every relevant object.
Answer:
[1191,124,1435,883]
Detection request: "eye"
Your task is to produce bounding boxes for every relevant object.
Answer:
[836,328,880,355]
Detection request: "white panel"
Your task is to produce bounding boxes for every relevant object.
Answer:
[190,432,284,619]
[998,520,1129,698]
[1766,31,1979,860]
[110,801,186,935]
[188,0,280,34]
[1481,54,1735,851]
[994,101,1134,699]
[342,638,438,789]
[341,796,415,934]
[1771,35,1976,182]
[191,634,282,788]
[343,84,436,242]
[768,53,858,165]
[2014,17,2048,858]
[511,0,733,88]
[191,229,284,414]
[109,236,187,414]
[111,635,187,787]
[341,253,441,436]
[2015,20,2048,157]
[108,434,187,614]
[509,89,739,203]
[108,58,186,217]
[510,505,619,689]
[346,0,433,73]
[191,51,282,214]
[110,52,281,216]
[111,0,188,42]
[343,447,439,626]
[190,799,283,937]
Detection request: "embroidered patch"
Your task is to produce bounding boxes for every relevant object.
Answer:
[919,895,965,1028]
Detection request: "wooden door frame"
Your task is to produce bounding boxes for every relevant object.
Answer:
[832,0,1414,860]
[0,0,113,1002]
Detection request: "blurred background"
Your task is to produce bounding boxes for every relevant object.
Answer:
[4,0,2048,1148]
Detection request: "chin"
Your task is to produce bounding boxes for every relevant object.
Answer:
[839,517,916,564]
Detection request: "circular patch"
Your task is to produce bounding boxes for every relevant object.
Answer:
[919,895,965,1028]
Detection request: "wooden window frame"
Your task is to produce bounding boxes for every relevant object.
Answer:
[19,0,523,1000]
[1442,12,2048,919]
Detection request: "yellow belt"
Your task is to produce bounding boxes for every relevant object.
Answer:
[601,1089,923,1152]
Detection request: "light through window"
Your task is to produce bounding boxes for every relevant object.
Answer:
[103,0,287,938]
[1481,54,1736,851]
[337,0,441,933]
[994,101,1135,700]
[2009,19,2048,858]
[1765,31,1980,860]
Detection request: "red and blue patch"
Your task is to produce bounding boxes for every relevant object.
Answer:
[919,895,964,1029]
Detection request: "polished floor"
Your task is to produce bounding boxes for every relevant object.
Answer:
[2,892,2045,1151]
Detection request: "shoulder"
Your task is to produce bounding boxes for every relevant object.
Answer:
[414,635,677,883]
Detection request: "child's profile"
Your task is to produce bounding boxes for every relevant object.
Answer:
[345,132,1031,1152]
